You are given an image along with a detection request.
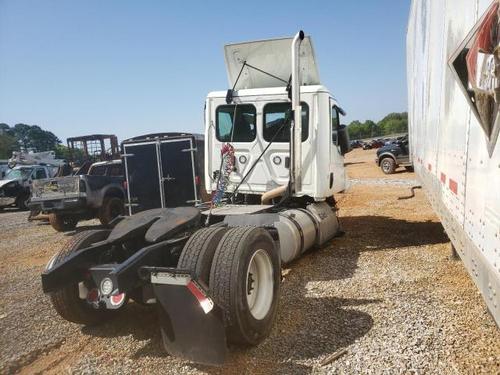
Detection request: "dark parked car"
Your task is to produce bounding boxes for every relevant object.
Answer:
[350,140,362,148]
[376,136,413,174]
[30,160,125,231]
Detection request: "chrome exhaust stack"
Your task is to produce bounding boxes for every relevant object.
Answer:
[290,30,304,195]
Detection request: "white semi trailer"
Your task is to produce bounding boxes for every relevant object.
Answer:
[408,0,500,326]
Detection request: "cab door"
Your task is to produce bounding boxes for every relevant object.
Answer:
[330,99,346,192]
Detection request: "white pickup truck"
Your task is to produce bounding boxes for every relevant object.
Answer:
[0,165,55,210]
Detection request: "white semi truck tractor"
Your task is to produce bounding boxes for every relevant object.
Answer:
[408,0,500,326]
[41,31,350,364]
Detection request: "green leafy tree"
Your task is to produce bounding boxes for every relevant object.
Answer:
[11,123,61,152]
[0,133,18,159]
[54,144,84,161]
[0,123,10,133]
[348,112,408,140]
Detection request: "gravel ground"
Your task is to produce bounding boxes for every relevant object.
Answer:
[0,148,499,374]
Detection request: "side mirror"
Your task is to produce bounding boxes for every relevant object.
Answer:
[337,125,351,156]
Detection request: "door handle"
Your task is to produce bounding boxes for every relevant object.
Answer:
[162,175,176,182]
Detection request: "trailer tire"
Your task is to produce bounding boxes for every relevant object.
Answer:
[380,157,396,174]
[49,230,114,325]
[98,197,124,226]
[209,227,280,346]
[177,227,227,285]
[49,213,78,232]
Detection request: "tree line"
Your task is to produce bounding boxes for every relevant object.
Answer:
[347,112,408,140]
[0,123,70,159]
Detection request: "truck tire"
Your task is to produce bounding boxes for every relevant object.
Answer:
[98,197,124,226]
[49,213,78,232]
[48,230,114,325]
[209,227,280,346]
[380,157,396,174]
[177,227,227,285]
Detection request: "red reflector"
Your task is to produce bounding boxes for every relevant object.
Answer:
[123,181,128,190]
[428,163,432,171]
[195,176,201,185]
[440,173,446,184]
[449,179,458,195]
[110,293,126,306]
[187,281,214,314]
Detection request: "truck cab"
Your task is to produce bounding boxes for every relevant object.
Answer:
[205,86,347,200]
[205,35,348,203]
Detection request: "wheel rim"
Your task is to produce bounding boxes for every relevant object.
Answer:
[382,160,391,173]
[246,249,274,320]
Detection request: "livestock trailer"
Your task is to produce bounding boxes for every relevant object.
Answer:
[41,31,350,365]
[408,0,500,326]
[121,133,204,214]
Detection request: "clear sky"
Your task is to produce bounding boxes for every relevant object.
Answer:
[0,0,410,143]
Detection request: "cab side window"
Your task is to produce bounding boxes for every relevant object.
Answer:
[332,106,340,145]
[107,164,123,177]
[34,168,47,179]
[89,165,106,176]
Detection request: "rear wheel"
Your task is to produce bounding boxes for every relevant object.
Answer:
[49,213,78,232]
[380,157,396,174]
[98,197,124,226]
[177,227,227,285]
[48,230,115,325]
[209,227,280,345]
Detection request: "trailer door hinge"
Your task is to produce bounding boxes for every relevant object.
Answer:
[121,153,135,158]
[182,148,197,152]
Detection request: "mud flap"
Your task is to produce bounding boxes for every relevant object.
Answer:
[151,269,227,365]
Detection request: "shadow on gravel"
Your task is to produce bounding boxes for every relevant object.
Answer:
[81,303,166,356]
[344,162,365,166]
[340,215,449,250]
[335,215,448,280]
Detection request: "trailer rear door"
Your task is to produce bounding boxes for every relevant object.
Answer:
[123,142,162,214]
[159,139,197,208]
[123,137,198,215]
